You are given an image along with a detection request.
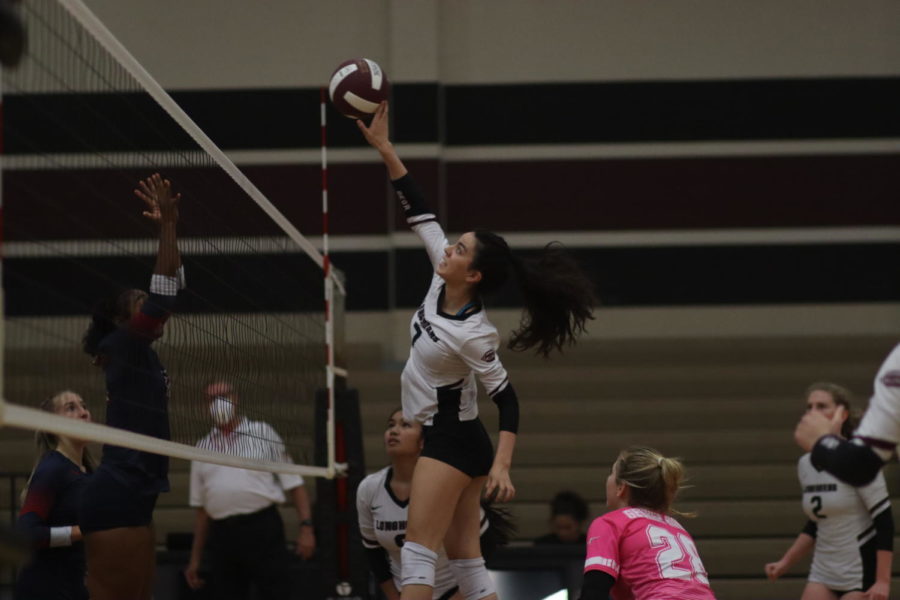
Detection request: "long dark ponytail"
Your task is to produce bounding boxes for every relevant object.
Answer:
[472,231,596,358]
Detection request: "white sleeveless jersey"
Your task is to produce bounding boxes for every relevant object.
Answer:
[356,466,488,597]
[401,218,511,426]
[855,343,900,458]
[798,453,891,590]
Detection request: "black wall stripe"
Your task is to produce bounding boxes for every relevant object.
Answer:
[5,78,899,153]
[6,244,898,316]
[445,78,900,145]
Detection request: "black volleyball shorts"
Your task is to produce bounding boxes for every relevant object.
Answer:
[421,414,494,478]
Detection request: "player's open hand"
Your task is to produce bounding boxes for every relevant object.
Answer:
[135,173,180,225]
[484,465,515,504]
[764,560,787,581]
[356,101,390,152]
[795,407,844,451]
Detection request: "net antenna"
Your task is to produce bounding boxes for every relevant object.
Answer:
[0,0,347,479]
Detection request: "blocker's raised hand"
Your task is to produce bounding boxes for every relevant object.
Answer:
[135,173,180,224]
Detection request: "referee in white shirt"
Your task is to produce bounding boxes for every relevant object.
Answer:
[183,381,315,600]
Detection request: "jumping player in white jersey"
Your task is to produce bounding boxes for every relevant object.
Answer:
[357,102,595,600]
[357,409,512,600]
[796,344,900,486]
[579,446,715,600]
[769,383,893,600]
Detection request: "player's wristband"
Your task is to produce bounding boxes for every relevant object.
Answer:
[299,519,314,528]
[391,174,431,219]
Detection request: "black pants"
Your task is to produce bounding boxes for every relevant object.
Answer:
[207,505,294,600]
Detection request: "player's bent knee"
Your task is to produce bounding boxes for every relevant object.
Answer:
[401,541,439,588]
[449,557,495,600]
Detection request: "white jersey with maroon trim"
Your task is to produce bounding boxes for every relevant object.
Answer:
[798,453,891,590]
[855,344,900,458]
[400,219,511,426]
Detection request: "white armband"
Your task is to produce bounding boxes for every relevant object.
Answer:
[150,265,186,296]
[49,526,73,547]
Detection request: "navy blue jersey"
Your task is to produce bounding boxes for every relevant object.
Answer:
[98,291,175,493]
[16,451,89,600]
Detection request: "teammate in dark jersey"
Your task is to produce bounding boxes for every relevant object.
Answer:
[358,103,594,600]
[16,391,94,600]
[79,173,184,600]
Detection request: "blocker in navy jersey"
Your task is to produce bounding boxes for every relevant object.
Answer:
[80,268,184,532]
[798,452,893,592]
[16,451,90,600]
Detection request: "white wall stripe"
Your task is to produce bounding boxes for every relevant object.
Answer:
[4,138,898,170]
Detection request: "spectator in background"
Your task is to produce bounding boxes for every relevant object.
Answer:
[535,491,589,545]
[183,381,315,600]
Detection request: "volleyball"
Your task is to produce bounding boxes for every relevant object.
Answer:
[328,58,390,119]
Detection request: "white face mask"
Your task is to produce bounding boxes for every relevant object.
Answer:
[210,396,235,426]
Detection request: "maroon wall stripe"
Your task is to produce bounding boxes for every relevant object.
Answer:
[5,155,897,241]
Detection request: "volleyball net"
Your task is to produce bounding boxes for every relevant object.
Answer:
[0,0,346,478]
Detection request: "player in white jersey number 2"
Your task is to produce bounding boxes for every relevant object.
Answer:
[357,102,595,600]
[771,383,893,600]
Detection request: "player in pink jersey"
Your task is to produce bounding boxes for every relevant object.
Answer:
[580,446,716,600]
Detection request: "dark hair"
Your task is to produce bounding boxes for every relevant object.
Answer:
[479,500,517,556]
[472,232,596,358]
[21,391,96,504]
[549,490,589,522]
[614,446,692,517]
[805,382,856,439]
[82,289,141,356]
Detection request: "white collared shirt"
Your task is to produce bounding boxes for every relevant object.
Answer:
[189,417,304,520]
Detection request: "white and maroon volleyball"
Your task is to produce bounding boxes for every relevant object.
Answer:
[328,58,390,119]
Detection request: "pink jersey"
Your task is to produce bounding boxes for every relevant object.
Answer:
[584,507,716,600]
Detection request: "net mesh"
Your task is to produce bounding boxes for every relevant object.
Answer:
[1,0,341,474]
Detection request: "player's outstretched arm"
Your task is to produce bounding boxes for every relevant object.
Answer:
[135,173,181,278]
[357,102,407,180]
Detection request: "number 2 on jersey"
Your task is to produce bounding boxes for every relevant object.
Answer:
[646,525,709,585]
[810,495,826,519]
